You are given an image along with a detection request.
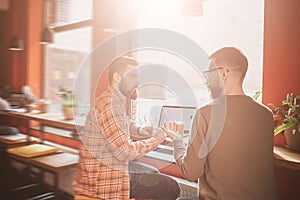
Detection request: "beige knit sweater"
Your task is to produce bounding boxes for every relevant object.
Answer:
[174,95,278,200]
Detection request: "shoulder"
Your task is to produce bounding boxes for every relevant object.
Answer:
[234,95,273,120]
[94,90,113,113]
[251,99,274,119]
[196,101,214,116]
[192,104,211,125]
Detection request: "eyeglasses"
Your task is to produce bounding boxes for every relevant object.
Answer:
[201,67,225,81]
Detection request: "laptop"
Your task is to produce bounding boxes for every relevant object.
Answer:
[158,105,196,136]
[146,105,196,162]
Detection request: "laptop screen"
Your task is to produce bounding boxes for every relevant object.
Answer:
[158,105,196,134]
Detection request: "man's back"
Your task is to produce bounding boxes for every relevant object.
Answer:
[198,95,278,199]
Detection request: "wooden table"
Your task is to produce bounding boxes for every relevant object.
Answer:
[273,146,300,170]
[0,134,39,177]
[31,152,79,172]
[0,110,81,198]
[0,110,76,129]
[0,110,82,143]
[30,152,79,197]
[6,147,79,199]
[0,134,39,148]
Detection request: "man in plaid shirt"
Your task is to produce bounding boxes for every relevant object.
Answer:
[73,56,180,200]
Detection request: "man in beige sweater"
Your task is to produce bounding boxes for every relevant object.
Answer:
[163,47,279,200]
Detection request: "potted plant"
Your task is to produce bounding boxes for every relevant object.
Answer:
[21,86,37,112]
[56,86,77,119]
[268,93,300,152]
[38,99,52,113]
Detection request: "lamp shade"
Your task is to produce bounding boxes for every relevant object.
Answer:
[40,26,54,44]
[9,36,24,51]
[102,0,119,33]
[102,21,119,33]
[182,0,203,16]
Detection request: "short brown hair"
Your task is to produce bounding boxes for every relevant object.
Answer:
[108,56,138,82]
[209,47,248,81]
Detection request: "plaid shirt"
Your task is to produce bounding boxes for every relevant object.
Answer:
[73,86,159,199]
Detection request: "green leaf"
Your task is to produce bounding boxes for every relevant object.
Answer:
[282,100,288,105]
[253,91,262,101]
[287,116,298,123]
[62,99,78,107]
[274,121,297,136]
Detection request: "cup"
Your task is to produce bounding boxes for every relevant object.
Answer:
[39,103,49,113]
[175,121,185,134]
[38,99,52,113]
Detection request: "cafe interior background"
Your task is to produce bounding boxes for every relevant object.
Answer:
[0,0,300,199]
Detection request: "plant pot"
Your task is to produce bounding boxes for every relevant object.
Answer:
[284,126,300,152]
[62,106,76,120]
[38,99,52,113]
[25,105,34,113]
[39,103,49,113]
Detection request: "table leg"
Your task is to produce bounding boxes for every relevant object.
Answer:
[40,123,45,144]
[24,119,31,144]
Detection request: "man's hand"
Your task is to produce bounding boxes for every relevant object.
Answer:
[138,126,153,136]
[153,128,167,143]
[140,126,167,143]
[161,122,184,141]
[130,124,159,140]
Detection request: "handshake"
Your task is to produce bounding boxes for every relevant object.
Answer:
[131,121,185,143]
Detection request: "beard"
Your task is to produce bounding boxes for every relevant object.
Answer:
[118,80,137,98]
[119,85,138,100]
[209,85,224,100]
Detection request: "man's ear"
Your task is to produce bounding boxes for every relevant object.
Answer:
[221,68,229,81]
[112,72,121,83]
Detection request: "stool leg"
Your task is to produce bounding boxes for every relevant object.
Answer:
[54,173,59,198]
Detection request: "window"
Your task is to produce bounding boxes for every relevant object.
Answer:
[54,0,92,26]
[43,0,264,128]
[130,0,264,124]
[43,0,92,105]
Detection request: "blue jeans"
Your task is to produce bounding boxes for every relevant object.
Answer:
[129,161,180,200]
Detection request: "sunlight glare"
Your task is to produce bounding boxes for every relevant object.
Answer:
[135,0,181,16]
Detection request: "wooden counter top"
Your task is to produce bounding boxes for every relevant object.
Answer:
[273,146,300,170]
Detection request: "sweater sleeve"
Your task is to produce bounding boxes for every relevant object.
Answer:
[175,108,209,182]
